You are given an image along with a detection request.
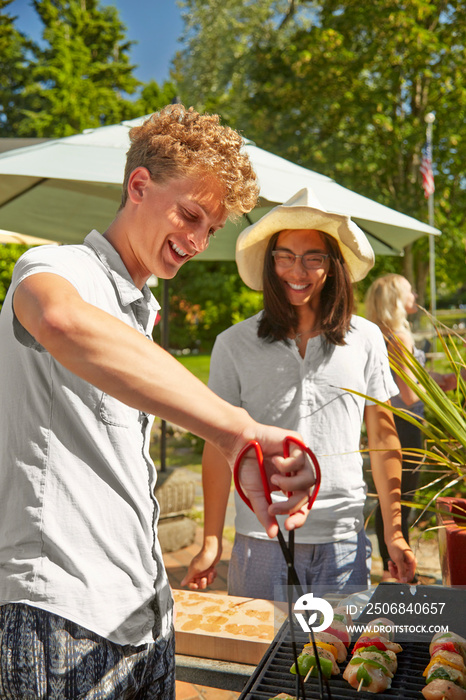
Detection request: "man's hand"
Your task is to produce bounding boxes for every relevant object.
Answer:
[232,426,318,538]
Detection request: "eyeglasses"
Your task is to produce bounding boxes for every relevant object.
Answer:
[272,250,330,270]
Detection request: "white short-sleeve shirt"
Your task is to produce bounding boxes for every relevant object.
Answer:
[0,231,173,645]
[208,313,399,544]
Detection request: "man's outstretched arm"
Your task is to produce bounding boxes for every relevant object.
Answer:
[14,272,316,535]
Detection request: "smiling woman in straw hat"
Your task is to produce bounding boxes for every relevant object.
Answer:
[182,188,417,598]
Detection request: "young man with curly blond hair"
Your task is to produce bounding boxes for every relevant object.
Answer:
[0,105,317,699]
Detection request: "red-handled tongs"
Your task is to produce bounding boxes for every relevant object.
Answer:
[234,436,332,700]
[234,435,321,583]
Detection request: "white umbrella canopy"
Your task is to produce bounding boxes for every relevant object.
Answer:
[0,127,126,244]
[0,116,440,255]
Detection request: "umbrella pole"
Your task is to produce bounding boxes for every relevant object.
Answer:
[425,113,437,352]
[160,279,170,472]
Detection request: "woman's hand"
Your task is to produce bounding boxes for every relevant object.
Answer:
[430,371,457,392]
[386,535,417,583]
[181,540,222,590]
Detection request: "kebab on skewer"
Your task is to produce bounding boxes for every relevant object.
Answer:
[343,617,402,693]
[429,632,466,662]
[290,606,352,680]
[354,617,403,653]
[422,631,466,699]
[322,605,353,648]
[290,638,341,680]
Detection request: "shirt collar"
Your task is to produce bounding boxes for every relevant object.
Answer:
[83,230,160,313]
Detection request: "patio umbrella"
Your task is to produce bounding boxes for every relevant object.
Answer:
[0,117,440,256]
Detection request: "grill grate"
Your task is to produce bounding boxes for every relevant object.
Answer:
[239,622,431,700]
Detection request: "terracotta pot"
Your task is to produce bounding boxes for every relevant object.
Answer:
[436,496,466,585]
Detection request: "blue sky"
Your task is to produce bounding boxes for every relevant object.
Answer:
[9,0,184,85]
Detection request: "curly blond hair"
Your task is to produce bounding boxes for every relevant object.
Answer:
[120,104,259,218]
[365,273,413,339]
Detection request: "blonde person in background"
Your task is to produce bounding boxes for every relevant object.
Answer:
[365,273,456,581]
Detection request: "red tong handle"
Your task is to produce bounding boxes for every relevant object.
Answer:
[233,436,321,513]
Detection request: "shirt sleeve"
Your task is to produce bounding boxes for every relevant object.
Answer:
[10,245,86,350]
[12,245,84,293]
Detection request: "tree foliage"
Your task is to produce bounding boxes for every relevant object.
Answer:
[0,0,31,134]
[0,243,28,310]
[131,79,178,118]
[13,0,140,136]
[165,261,263,352]
[1,0,178,137]
[174,0,466,306]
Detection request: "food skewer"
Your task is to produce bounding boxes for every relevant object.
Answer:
[422,630,466,699]
[290,605,353,683]
[288,603,353,700]
[343,617,402,693]
[290,639,340,679]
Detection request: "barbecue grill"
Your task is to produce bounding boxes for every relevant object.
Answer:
[239,583,466,700]
[238,622,430,699]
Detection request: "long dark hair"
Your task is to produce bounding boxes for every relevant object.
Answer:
[257,230,354,347]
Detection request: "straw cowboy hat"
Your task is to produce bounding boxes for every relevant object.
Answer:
[235,188,375,290]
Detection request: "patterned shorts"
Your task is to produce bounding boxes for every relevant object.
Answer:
[0,603,175,699]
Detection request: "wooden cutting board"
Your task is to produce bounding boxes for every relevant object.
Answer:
[173,589,287,665]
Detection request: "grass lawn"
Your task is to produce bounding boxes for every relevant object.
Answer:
[175,354,211,385]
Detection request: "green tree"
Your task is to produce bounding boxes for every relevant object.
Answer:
[174,0,466,306]
[0,244,28,310]
[1,0,181,135]
[15,0,140,136]
[165,261,263,352]
[173,0,286,116]
[0,0,30,135]
[130,80,179,117]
